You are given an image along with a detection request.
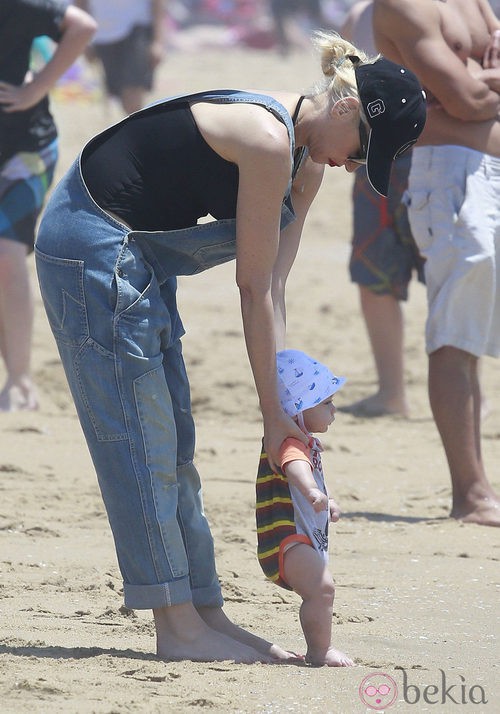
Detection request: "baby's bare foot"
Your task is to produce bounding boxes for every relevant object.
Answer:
[324,646,355,667]
[306,646,355,667]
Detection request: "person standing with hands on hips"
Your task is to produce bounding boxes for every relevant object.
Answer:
[35,31,426,663]
[256,350,353,667]
[0,0,96,412]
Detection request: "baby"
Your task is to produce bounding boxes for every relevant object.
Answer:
[256,349,354,666]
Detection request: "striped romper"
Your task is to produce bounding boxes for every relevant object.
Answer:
[256,436,329,590]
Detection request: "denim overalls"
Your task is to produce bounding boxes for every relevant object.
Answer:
[35,90,298,610]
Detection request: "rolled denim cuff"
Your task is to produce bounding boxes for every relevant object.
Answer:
[124,577,193,609]
[123,578,224,610]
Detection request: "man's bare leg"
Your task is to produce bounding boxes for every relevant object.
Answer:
[154,602,272,663]
[429,346,500,526]
[342,289,409,417]
[0,239,38,412]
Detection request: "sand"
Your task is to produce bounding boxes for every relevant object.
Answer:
[1,44,499,714]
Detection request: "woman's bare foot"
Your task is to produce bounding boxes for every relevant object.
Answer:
[154,603,271,663]
[0,378,38,412]
[197,606,303,663]
[306,646,355,667]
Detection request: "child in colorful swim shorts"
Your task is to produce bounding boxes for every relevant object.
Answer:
[256,349,354,667]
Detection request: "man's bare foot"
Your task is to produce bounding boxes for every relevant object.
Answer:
[197,606,302,663]
[339,393,408,418]
[155,604,271,663]
[451,495,500,527]
[0,379,39,412]
[306,646,355,667]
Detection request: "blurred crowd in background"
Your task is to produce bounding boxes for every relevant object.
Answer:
[158,0,500,48]
[168,1,355,39]
[56,1,381,56]
[53,0,500,88]
[45,1,373,105]
[23,0,500,106]
[159,1,349,55]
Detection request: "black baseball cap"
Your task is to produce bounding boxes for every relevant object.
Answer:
[355,57,427,196]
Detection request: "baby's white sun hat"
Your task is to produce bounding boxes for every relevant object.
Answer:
[276,349,346,417]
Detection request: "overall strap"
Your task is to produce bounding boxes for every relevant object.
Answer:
[291,95,309,181]
[291,95,306,124]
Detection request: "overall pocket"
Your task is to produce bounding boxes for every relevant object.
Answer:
[35,247,89,348]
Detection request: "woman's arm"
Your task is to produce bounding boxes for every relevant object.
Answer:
[271,157,324,350]
[189,101,317,470]
[234,123,309,471]
[0,4,96,113]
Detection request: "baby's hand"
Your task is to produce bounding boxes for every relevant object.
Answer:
[329,497,341,523]
[307,488,328,512]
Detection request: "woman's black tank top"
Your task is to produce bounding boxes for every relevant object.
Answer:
[82,96,306,232]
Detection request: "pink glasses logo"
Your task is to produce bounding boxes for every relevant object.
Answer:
[359,672,398,710]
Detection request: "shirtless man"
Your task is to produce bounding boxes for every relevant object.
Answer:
[373,0,500,527]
